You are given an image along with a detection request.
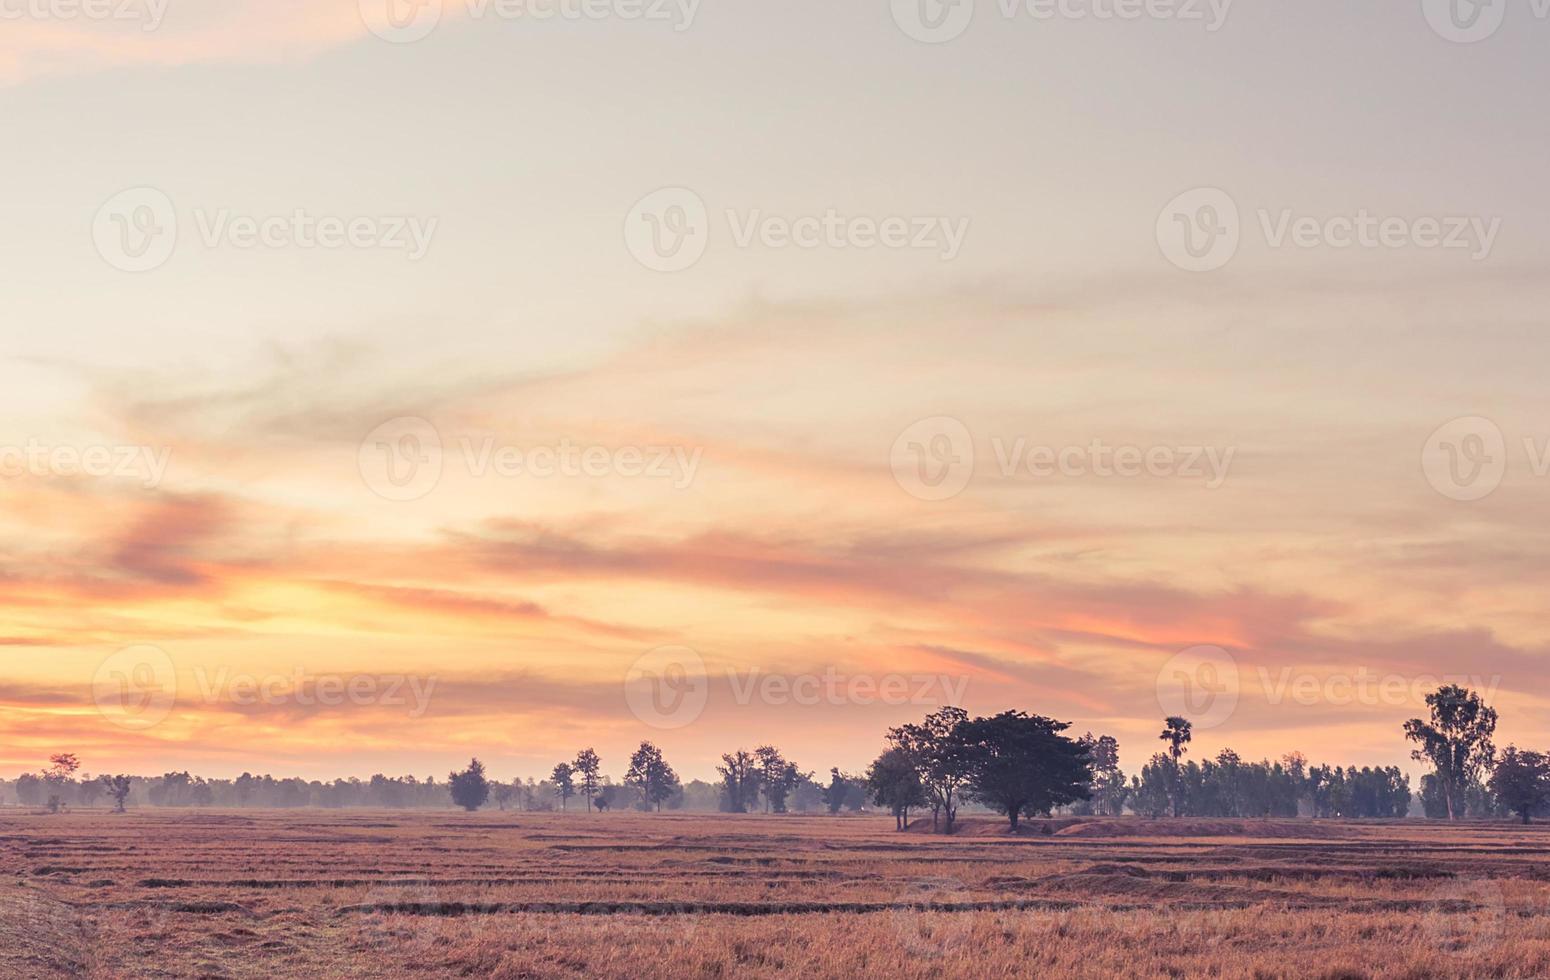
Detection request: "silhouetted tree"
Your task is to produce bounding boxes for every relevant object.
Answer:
[492,782,514,811]
[1404,685,1497,820]
[887,706,973,833]
[1130,758,1173,817]
[551,763,575,811]
[44,753,80,813]
[448,758,490,812]
[865,750,927,830]
[960,711,1091,831]
[754,745,801,813]
[1490,747,1550,824]
[104,775,132,813]
[625,742,680,811]
[716,749,759,813]
[573,748,602,813]
[824,767,852,815]
[1158,717,1192,817]
[1077,733,1127,816]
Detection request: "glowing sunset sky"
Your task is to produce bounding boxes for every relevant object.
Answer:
[3,0,1550,782]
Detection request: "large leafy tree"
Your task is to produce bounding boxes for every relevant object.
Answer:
[1404,685,1497,820]
[1078,733,1128,816]
[625,741,680,812]
[1490,747,1550,825]
[887,706,973,833]
[448,758,490,812]
[754,745,802,813]
[959,711,1092,831]
[865,749,927,830]
[716,749,759,813]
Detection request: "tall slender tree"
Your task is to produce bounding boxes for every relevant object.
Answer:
[1158,716,1193,817]
[887,706,973,833]
[573,749,602,813]
[1404,685,1497,820]
[551,762,575,811]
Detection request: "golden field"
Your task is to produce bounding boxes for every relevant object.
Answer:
[3,810,1549,978]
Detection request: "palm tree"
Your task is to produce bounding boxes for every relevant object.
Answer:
[1158,716,1192,817]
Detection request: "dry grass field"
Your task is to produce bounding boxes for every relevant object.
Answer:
[4,810,1550,979]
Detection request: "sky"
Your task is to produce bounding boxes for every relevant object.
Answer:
[3,0,1550,783]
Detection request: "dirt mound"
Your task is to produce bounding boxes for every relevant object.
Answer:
[902,817,1085,836]
[1053,818,1355,839]
[902,816,1354,838]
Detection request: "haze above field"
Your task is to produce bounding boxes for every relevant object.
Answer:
[3,1,1550,780]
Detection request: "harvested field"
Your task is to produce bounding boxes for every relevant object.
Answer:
[3,811,1550,978]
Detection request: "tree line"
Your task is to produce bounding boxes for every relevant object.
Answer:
[10,684,1549,825]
